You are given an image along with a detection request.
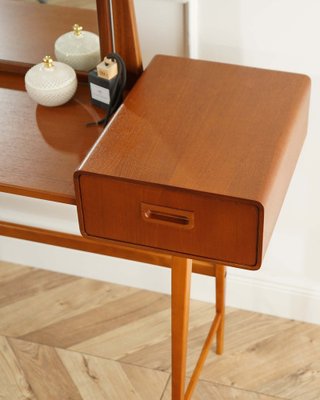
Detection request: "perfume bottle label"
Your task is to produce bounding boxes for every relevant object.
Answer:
[90,83,110,105]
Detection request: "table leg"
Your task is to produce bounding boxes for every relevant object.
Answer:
[216,264,226,355]
[171,256,192,400]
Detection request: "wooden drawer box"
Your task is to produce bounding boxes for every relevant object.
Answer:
[74,56,310,269]
[76,175,261,267]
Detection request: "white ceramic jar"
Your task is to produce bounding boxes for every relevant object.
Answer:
[25,56,77,107]
[55,24,100,72]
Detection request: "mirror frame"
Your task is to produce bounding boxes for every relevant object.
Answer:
[96,0,143,87]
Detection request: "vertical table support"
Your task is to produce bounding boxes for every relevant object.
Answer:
[216,264,226,354]
[96,0,113,58]
[171,256,192,400]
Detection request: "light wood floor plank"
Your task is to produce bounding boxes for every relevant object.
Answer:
[162,378,280,400]
[0,335,37,400]
[0,277,138,337]
[200,322,320,400]
[71,300,214,361]
[185,309,302,376]
[1,262,320,399]
[22,290,170,348]
[119,301,221,371]
[221,309,300,353]
[70,307,172,359]
[0,267,78,308]
[0,261,35,284]
[58,348,169,400]
[8,337,82,400]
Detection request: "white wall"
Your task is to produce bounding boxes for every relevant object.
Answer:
[195,0,320,323]
[134,0,187,65]
[1,0,320,324]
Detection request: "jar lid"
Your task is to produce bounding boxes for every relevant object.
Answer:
[55,24,100,56]
[25,56,76,90]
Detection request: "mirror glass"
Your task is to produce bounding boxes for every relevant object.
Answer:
[0,0,99,72]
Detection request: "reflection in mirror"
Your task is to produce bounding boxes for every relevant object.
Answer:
[21,1,100,72]
[33,0,96,9]
[0,0,142,87]
[0,0,99,73]
[54,23,100,71]
[0,0,143,86]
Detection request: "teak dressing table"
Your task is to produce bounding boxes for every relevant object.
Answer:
[0,1,311,399]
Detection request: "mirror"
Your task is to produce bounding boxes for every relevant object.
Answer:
[0,0,99,73]
[0,0,142,85]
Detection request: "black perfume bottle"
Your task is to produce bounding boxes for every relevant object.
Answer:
[88,57,118,110]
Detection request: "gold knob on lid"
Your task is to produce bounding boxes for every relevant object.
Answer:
[73,24,83,36]
[43,56,53,68]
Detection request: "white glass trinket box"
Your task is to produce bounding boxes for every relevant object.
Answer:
[55,24,100,71]
[25,56,77,107]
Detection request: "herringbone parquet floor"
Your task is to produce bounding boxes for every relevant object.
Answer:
[0,261,320,399]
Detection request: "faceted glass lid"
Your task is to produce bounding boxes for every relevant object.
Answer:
[55,24,100,56]
[25,56,76,89]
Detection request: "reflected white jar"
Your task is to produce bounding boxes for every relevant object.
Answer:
[55,24,100,72]
[25,56,77,107]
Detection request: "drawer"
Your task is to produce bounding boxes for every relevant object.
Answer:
[76,175,262,267]
[74,56,310,270]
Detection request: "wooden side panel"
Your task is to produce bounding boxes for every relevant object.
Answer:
[259,84,311,257]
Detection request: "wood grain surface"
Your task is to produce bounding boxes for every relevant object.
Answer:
[75,55,310,268]
[1,261,320,400]
[78,56,310,200]
[77,175,260,266]
[0,72,104,203]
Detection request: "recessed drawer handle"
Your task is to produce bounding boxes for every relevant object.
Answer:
[146,210,189,225]
[141,203,194,230]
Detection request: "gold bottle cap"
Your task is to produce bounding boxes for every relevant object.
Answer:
[43,56,53,68]
[73,24,83,36]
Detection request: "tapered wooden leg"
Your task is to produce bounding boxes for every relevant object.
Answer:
[215,264,226,355]
[171,256,192,400]
[185,313,221,399]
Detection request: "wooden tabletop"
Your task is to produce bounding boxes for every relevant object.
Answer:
[0,0,98,71]
[76,55,310,265]
[81,56,310,201]
[0,72,104,204]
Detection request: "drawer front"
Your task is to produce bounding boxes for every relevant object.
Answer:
[77,175,261,267]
